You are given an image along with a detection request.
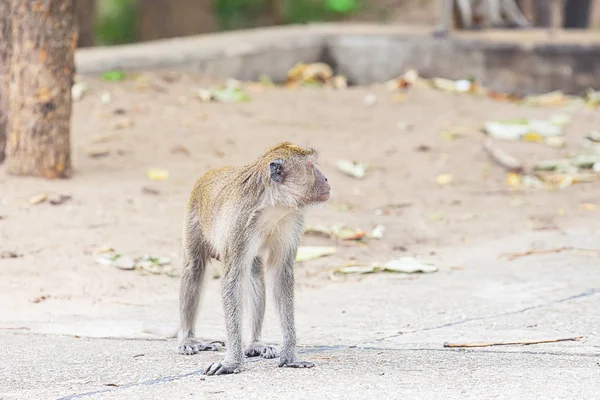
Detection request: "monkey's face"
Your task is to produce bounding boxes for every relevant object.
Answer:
[269,157,331,207]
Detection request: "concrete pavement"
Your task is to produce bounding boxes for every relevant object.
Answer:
[1,229,599,399]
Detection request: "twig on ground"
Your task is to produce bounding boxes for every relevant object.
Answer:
[482,139,524,173]
[499,246,600,261]
[443,336,583,348]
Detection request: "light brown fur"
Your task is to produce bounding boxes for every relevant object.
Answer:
[177,142,330,376]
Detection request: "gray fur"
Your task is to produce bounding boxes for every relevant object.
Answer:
[176,143,330,376]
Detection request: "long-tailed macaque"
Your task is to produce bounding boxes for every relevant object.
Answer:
[177,142,331,375]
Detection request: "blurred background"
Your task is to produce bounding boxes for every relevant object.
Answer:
[81,0,600,48]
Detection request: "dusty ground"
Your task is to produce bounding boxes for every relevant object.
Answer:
[1,71,599,304]
[0,71,599,398]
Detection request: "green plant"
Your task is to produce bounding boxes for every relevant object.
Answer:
[94,0,137,45]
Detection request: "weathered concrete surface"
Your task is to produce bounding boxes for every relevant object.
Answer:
[1,230,599,400]
[75,23,600,95]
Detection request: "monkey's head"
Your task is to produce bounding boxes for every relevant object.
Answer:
[262,142,331,208]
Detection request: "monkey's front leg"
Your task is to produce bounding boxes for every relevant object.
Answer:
[204,258,245,376]
[273,250,314,369]
[244,257,278,359]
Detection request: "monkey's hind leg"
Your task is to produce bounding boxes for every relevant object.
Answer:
[177,220,220,355]
[244,257,278,359]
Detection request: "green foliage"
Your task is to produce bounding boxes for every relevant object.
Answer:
[324,0,358,14]
[214,0,266,30]
[101,70,126,81]
[283,0,361,24]
[90,0,362,45]
[95,0,137,45]
[214,0,361,30]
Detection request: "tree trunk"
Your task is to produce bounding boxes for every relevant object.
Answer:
[0,0,10,164]
[75,0,95,47]
[5,0,76,179]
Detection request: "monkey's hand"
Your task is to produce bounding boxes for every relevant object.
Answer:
[204,361,242,376]
[177,338,222,355]
[244,343,278,359]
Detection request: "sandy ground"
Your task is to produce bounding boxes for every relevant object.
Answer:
[0,70,599,325]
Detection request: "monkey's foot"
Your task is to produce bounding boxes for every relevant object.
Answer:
[244,343,278,359]
[177,339,222,355]
[204,362,242,376]
[278,360,315,368]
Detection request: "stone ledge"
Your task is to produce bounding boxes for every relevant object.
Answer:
[75,23,600,94]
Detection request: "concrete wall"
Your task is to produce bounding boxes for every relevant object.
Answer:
[76,23,600,95]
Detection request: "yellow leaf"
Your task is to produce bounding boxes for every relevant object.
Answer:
[295,246,336,262]
[436,173,453,186]
[146,168,169,181]
[522,132,543,142]
[30,193,48,205]
[428,212,444,221]
[579,203,597,212]
[441,131,457,141]
[505,172,522,187]
[393,93,407,103]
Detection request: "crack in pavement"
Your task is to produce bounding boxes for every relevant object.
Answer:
[28,286,600,400]
[363,287,600,345]
[53,343,599,400]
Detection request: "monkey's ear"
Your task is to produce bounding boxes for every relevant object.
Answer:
[269,159,285,183]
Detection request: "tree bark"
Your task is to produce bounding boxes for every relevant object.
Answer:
[5,0,76,178]
[0,0,10,164]
[75,0,95,47]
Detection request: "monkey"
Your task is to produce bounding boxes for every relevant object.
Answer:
[177,142,331,376]
[434,0,531,37]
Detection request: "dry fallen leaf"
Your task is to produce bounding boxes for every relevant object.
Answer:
[436,173,453,186]
[32,295,49,303]
[141,186,160,196]
[295,246,337,262]
[29,193,48,205]
[1,251,22,259]
[505,172,522,188]
[48,194,72,205]
[382,258,438,273]
[146,168,169,181]
[113,118,134,130]
[170,145,191,156]
[71,81,87,101]
[87,148,111,158]
[579,203,597,212]
[336,160,369,179]
[393,93,407,103]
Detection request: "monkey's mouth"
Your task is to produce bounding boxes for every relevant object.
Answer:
[316,191,330,201]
